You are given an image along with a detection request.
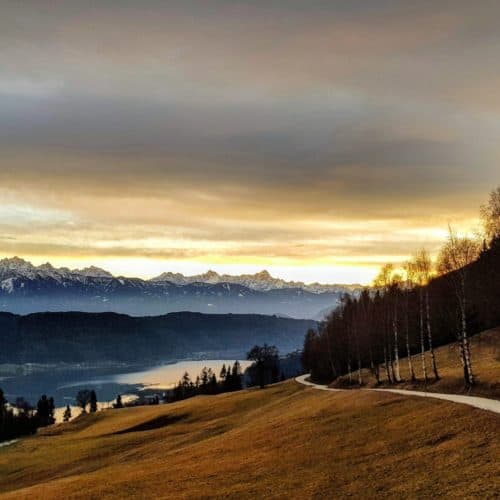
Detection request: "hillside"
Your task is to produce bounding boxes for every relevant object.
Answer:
[0,311,315,363]
[0,379,498,498]
[332,327,500,399]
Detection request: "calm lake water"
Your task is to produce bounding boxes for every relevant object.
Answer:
[0,359,252,417]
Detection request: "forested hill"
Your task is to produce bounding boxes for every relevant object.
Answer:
[0,311,315,364]
[303,234,500,384]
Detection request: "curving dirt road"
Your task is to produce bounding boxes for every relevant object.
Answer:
[295,374,500,415]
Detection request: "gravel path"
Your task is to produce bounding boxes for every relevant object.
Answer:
[295,374,500,415]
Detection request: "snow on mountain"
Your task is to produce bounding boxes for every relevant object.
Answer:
[73,266,113,278]
[0,256,37,277]
[0,257,348,318]
[151,268,360,294]
[1,277,15,294]
[0,257,360,294]
[152,271,188,284]
[0,257,114,289]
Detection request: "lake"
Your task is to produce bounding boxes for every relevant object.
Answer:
[0,359,252,419]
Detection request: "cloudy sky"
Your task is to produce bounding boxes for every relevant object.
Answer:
[1,1,498,283]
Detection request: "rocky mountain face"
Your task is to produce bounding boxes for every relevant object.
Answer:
[151,268,361,294]
[0,257,348,319]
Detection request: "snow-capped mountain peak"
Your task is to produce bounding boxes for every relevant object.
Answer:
[254,270,272,279]
[0,256,360,297]
[73,266,113,278]
[0,257,114,283]
[150,267,360,294]
[0,256,35,272]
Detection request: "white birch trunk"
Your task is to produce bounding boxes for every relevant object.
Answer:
[383,346,392,383]
[425,290,439,380]
[406,332,415,382]
[393,316,401,382]
[457,320,469,386]
[405,292,416,382]
[460,293,474,385]
[419,288,428,384]
[388,341,395,383]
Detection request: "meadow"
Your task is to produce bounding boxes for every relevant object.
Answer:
[1,341,499,498]
[333,326,500,398]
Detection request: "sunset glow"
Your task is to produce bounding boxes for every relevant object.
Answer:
[1,1,498,284]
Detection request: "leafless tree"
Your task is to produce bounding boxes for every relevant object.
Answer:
[415,249,439,380]
[373,264,401,382]
[409,253,428,384]
[437,228,480,386]
[480,186,500,245]
[403,260,417,382]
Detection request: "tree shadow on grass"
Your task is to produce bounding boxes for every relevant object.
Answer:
[112,413,189,435]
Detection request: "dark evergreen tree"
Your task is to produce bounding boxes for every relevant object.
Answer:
[115,394,123,409]
[76,389,91,414]
[36,395,55,427]
[0,388,39,442]
[48,397,55,423]
[63,405,72,422]
[231,361,243,390]
[89,390,98,413]
[209,373,218,395]
[200,367,209,394]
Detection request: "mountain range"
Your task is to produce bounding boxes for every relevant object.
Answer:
[151,268,360,294]
[0,257,357,319]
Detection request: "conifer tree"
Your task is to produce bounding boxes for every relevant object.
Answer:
[231,361,243,390]
[89,390,98,413]
[76,389,91,414]
[63,405,72,422]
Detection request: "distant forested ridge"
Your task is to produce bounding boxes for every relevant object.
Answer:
[0,311,316,363]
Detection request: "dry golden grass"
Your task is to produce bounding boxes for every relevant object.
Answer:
[333,326,500,399]
[0,373,499,499]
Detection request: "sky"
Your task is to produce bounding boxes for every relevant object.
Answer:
[1,1,499,284]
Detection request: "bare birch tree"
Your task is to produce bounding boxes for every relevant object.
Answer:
[403,260,417,382]
[340,294,353,384]
[415,249,439,380]
[480,186,500,245]
[374,264,400,382]
[409,253,428,384]
[437,229,480,386]
[390,273,403,383]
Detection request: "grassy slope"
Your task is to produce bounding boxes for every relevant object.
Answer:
[332,326,500,399]
[0,378,499,498]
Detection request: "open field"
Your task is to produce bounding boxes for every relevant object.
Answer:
[1,376,499,499]
[332,327,500,399]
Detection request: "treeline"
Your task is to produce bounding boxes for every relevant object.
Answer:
[169,362,244,402]
[0,385,106,442]
[171,345,286,402]
[0,389,56,442]
[303,187,500,387]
